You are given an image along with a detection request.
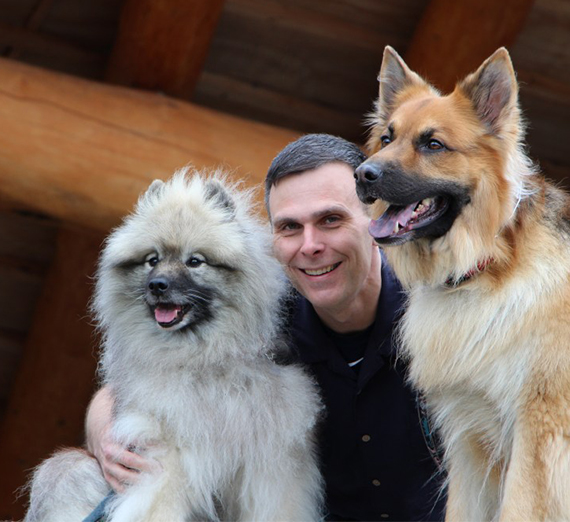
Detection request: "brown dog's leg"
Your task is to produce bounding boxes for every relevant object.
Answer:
[444,434,501,521]
[498,401,566,521]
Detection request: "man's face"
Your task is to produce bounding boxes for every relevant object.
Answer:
[269,162,375,313]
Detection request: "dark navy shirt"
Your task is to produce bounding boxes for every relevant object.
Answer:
[289,256,446,521]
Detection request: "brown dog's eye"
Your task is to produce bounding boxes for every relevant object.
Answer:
[427,139,444,150]
[380,135,391,148]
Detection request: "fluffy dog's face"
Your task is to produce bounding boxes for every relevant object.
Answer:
[356,47,522,252]
[118,247,232,332]
[95,173,285,344]
[104,179,245,334]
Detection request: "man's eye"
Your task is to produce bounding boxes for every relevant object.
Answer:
[323,216,340,225]
[186,257,204,268]
[281,223,300,232]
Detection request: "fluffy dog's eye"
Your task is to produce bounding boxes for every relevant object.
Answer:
[427,139,444,151]
[145,254,159,267]
[380,135,391,147]
[186,256,205,268]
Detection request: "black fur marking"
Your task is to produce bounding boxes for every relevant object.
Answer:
[356,160,471,244]
[145,269,215,331]
[209,261,237,272]
[544,185,570,238]
[114,258,146,271]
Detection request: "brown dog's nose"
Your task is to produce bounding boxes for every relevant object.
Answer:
[355,162,382,184]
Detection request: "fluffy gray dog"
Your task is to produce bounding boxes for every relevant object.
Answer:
[25,170,324,522]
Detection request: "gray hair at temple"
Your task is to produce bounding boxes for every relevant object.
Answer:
[264,133,367,217]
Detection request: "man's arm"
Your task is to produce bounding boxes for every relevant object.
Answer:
[85,387,160,492]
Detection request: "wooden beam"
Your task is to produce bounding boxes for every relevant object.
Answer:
[106,0,225,98]
[0,20,104,65]
[0,228,103,521]
[405,0,536,92]
[5,0,57,59]
[0,57,299,232]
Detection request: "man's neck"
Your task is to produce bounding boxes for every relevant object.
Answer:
[315,249,382,334]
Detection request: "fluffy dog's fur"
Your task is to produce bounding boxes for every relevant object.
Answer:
[356,47,570,520]
[25,170,323,522]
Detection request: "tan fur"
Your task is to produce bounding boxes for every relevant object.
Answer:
[361,47,570,521]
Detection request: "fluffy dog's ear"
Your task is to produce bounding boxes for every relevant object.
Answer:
[377,46,429,113]
[136,179,164,209]
[146,179,165,197]
[457,48,518,135]
[204,179,236,217]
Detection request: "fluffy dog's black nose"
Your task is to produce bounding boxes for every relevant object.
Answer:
[148,277,169,295]
[355,162,382,184]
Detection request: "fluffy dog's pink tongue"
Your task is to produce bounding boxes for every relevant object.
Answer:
[155,306,181,323]
[369,203,416,239]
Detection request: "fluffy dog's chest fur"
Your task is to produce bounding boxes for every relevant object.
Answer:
[113,355,318,459]
[23,172,324,522]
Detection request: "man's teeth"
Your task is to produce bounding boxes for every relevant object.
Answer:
[304,264,336,276]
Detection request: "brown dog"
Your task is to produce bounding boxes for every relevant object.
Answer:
[355,47,570,521]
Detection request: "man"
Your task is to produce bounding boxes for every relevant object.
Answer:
[86,134,445,521]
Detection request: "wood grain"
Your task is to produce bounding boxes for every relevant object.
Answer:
[0,57,299,233]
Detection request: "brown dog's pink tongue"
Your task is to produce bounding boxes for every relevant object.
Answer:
[369,203,416,239]
[369,215,398,239]
[155,306,180,323]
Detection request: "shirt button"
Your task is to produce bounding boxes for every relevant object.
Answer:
[372,479,381,486]
[361,434,371,442]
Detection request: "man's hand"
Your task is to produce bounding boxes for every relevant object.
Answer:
[85,387,161,493]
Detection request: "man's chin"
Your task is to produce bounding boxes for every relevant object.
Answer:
[299,287,343,311]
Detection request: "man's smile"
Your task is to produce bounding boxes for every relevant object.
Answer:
[300,262,341,276]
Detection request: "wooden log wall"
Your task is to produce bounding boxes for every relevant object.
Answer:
[0,0,550,518]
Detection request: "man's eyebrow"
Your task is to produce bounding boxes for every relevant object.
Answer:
[272,216,297,228]
[273,205,349,228]
[312,205,349,219]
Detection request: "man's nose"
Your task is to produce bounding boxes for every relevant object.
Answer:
[300,227,324,256]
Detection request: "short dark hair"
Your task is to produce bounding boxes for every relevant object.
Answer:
[265,133,367,213]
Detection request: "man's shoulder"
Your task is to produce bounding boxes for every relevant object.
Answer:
[378,252,406,321]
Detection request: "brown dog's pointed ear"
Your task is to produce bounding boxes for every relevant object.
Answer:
[457,48,518,135]
[377,46,428,111]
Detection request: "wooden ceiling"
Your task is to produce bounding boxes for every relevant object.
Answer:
[0,0,569,518]
[2,0,569,178]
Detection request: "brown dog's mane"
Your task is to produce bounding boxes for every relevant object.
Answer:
[356,47,570,521]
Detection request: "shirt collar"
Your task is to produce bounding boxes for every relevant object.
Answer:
[291,250,406,365]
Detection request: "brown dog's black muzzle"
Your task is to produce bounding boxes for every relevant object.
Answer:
[354,158,472,244]
[354,160,385,204]
[355,161,382,184]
